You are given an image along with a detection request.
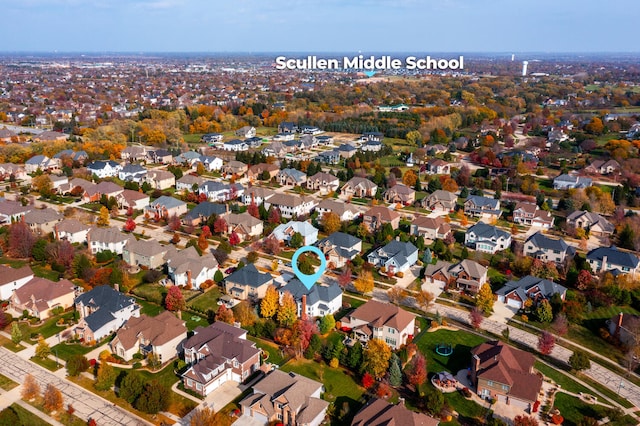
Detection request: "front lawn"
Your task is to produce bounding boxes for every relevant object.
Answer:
[533,361,591,395]
[130,282,167,305]
[444,390,489,423]
[4,404,51,426]
[0,334,25,352]
[17,311,75,342]
[30,356,62,371]
[52,341,103,361]
[553,393,637,426]
[133,296,164,317]
[414,328,486,374]
[0,374,18,391]
[188,287,222,313]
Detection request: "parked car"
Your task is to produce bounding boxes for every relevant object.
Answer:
[225,267,237,274]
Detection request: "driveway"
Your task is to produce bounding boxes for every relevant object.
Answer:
[205,380,244,411]
[233,414,264,426]
[488,302,518,324]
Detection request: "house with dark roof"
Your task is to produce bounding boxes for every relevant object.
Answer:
[110,311,187,362]
[424,259,488,294]
[470,341,542,410]
[277,168,307,186]
[165,246,219,289]
[512,202,554,229]
[465,222,511,254]
[496,276,567,309]
[553,174,592,190]
[87,160,122,178]
[343,300,416,349]
[422,190,458,212]
[464,195,502,220]
[10,277,76,320]
[74,285,140,342]
[352,399,439,426]
[224,264,273,301]
[587,246,640,277]
[566,210,614,237]
[239,370,328,426]
[316,149,340,164]
[118,164,147,182]
[182,202,228,227]
[182,322,260,396]
[523,232,575,265]
[316,232,362,268]
[276,278,342,318]
[0,264,34,300]
[367,240,418,274]
[278,122,298,134]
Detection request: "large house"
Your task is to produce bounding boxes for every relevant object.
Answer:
[264,193,316,219]
[277,168,307,186]
[276,278,342,319]
[110,311,187,362]
[118,164,147,182]
[341,177,378,198]
[87,160,122,178]
[496,276,567,310]
[74,285,141,342]
[315,199,361,222]
[10,277,75,320]
[523,232,575,265]
[239,370,328,426]
[410,216,451,241]
[464,195,501,220]
[182,202,228,227]
[367,240,418,274]
[23,208,62,236]
[306,172,340,194]
[145,196,188,219]
[122,238,169,269]
[247,163,280,181]
[0,264,34,301]
[586,246,640,277]
[553,174,592,190]
[566,210,614,237]
[182,322,261,396]
[512,202,554,229]
[271,221,319,246]
[87,226,129,255]
[242,187,276,206]
[176,174,206,192]
[165,246,219,289]
[352,399,439,426]
[198,181,244,202]
[465,222,511,254]
[226,212,264,241]
[224,264,273,301]
[470,341,542,410]
[0,200,31,224]
[144,170,176,190]
[383,184,416,205]
[424,259,488,294]
[316,232,362,269]
[585,159,621,175]
[362,206,400,231]
[55,219,91,244]
[425,158,451,175]
[116,189,150,211]
[343,300,416,349]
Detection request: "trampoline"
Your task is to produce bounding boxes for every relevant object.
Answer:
[435,343,453,357]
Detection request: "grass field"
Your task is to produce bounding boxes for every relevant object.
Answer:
[0,334,25,352]
[17,312,74,342]
[534,361,591,395]
[414,328,486,374]
[131,283,167,305]
[52,341,104,361]
[0,374,18,391]
[3,404,52,426]
[553,393,637,426]
[188,287,222,313]
[248,336,286,365]
[30,356,62,372]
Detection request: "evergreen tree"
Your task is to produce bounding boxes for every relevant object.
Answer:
[346,341,363,370]
[389,354,402,387]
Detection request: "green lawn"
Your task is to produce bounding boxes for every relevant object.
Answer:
[533,361,591,395]
[52,341,100,361]
[414,328,486,374]
[3,404,52,426]
[0,258,27,268]
[133,297,164,317]
[248,336,286,365]
[188,287,222,313]
[0,334,25,352]
[0,374,18,391]
[30,356,62,372]
[553,393,637,426]
[31,264,61,281]
[184,313,207,331]
[443,389,488,423]
[17,312,74,342]
[131,283,167,305]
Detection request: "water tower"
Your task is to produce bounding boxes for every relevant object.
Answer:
[522,61,529,76]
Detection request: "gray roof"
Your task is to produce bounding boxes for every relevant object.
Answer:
[88,226,128,244]
[184,202,227,220]
[526,232,575,255]
[587,246,640,269]
[278,279,342,307]
[465,195,499,210]
[369,240,418,267]
[496,275,567,301]
[566,211,614,233]
[87,160,120,170]
[225,264,272,288]
[150,195,186,210]
[279,168,307,182]
[467,221,510,240]
[120,164,146,174]
[75,285,138,332]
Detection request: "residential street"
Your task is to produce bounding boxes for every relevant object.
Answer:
[0,347,151,426]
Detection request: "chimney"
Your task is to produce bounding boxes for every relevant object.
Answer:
[617,312,624,335]
[601,256,607,273]
[114,283,119,292]
[301,295,307,320]
[187,270,192,289]
[54,225,59,241]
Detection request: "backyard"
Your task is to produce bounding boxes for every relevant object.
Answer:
[414,328,486,375]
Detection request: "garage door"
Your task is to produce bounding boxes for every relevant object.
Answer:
[507,299,522,309]
[251,410,268,424]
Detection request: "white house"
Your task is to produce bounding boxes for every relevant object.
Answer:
[276,278,342,318]
[271,221,319,246]
[55,219,91,244]
[0,264,34,301]
[87,160,122,178]
[465,222,512,254]
[264,193,316,219]
[87,226,129,255]
[367,240,418,274]
[165,246,219,289]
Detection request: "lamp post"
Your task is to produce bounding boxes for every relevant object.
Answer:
[618,380,624,395]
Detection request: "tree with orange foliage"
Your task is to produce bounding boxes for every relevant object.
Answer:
[442,177,458,192]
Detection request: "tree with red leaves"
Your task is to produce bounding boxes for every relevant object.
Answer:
[201,225,212,239]
[469,307,484,330]
[215,304,235,324]
[514,415,539,426]
[248,201,259,218]
[263,235,281,255]
[213,217,227,234]
[291,319,318,358]
[576,269,593,290]
[165,286,185,312]
[126,207,134,216]
[229,231,240,246]
[338,266,352,288]
[168,214,181,231]
[538,331,555,355]
[361,372,375,389]
[46,240,75,270]
[268,207,281,224]
[197,192,208,204]
[406,352,427,389]
[8,221,36,258]
[124,217,136,232]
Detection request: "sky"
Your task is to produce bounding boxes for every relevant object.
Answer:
[0,0,637,53]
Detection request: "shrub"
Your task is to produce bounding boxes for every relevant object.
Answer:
[142,270,163,283]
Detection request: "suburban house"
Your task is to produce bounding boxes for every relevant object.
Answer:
[316,150,340,164]
[553,174,593,190]
[496,276,567,310]
[264,193,316,219]
[165,246,219,289]
[49,175,69,192]
[0,163,27,180]
[110,311,187,362]
[222,160,249,176]
[315,232,362,269]
[23,208,62,236]
[118,164,147,182]
[315,199,362,222]
[341,177,378,198]
[148,149,173,165]
[122,238,169,269]
[54,149,88,165]
[343,300,416,349]
[585,159,621,175]
[25,155,58,173]
[362,206,400,231]
[470,341,542,410]
[176,174,206,192]
[361,139,383,152]
[0,264,34,301]
[306,172,340,194]
[54,219,91,244]
[277,168,307,186]
[10,277,75,320]
[425,158,451,175]
[198,181,244,202]
[410,216,452,241]
[224,264,273,301]
[74,285,141,342]
[247,163,280,181]
[144,170,176,190]
[0,200,31,224]
[278,122,298,133]
[83,181,123,203]
[566,211,614,237]
[242,187,276,206]
[586,246,640,277]
[116,189,150,211]
[523,232,575,265]
[226,212,264,241]
[367,240,418,274]
[239,370,328,426]
[87,226,129,255]
[271,221,319,246]
[87,160,122,178]
[201,133,224,144]
[194,156,224,172]
[422,190,458,212]
[465,222,512,254]
[383,184,416,205]
[608,313,640,348]
[337,143,358,158]
[174,151,202,166]
[182,202,228,227]
[352,399,439,426]
[512,202,554,228]
[235,126,256,138]
[182,322,261,396]
[121,146,150,162]
[145,196,188,219]
[223,139,249,151]
[276,278,342,318]
[424,259,488,294]
[464,195,502,220]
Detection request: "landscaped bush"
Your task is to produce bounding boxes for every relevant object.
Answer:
[142,270,163,283]
[96,250,117,263]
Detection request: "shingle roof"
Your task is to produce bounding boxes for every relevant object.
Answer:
[587,246,640,269]
[526,232,574,255]
[225,264,272,288]
[349,300,415,332]
[352,398,439,426]
[496,275,567,301]
[467,221,510,240]
[0,265,34,286]
[184,202,227,220]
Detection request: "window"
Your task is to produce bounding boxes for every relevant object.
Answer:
[502,384,509,391]
[196,383,202,390]
[487,380,494,386]
[187,379,193,386]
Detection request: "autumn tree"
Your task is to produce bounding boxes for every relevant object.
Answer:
[43,383,63,413]
[338,266,352,288]
[277,292,298,328]
[405,130,422,146]
[189,407,227,426]
[32,174,53,197]
[263,235,281,255]
[363,339,392,379]
[229,231,241,246]
[165,286,185,312]
[476,283,494,314]
[353,270,374,294]
[514,415,539,426]
[95,362,117,391]
[35,336,51,359]
[8,221,36,258]
[21,374,39,401]
[551,313,569,336]
[11,322,22,345]
[268,207,281,224]
[291,319,318,358]
[97,206,110,226]
[197,233,209,251]
[402,170,418,187]
[469,307,484,330]
[387,287,406,305]
[261,285,279,319]
[415,290,435,312]
[406,352,427,390]
[135,380,170,414]
[213,216,227,234]
[442,177,458,192]
[576,269,593,290]
[248,201,259,219]
[361,372,375,389]
[123,217,136,232]
[535,299,553,323]
[322,212,341,235]
[233,301,257,327]
[318,314,336,334]
[538,331,555,355]
[215,304,235,324]
[66,354,90,377]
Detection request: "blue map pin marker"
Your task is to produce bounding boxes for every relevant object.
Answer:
[364,70,377,77]
[291,245,327,290]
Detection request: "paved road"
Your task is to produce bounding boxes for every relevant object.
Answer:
[0,347,151,426]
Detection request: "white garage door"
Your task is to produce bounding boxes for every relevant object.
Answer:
[507,298,522,309]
